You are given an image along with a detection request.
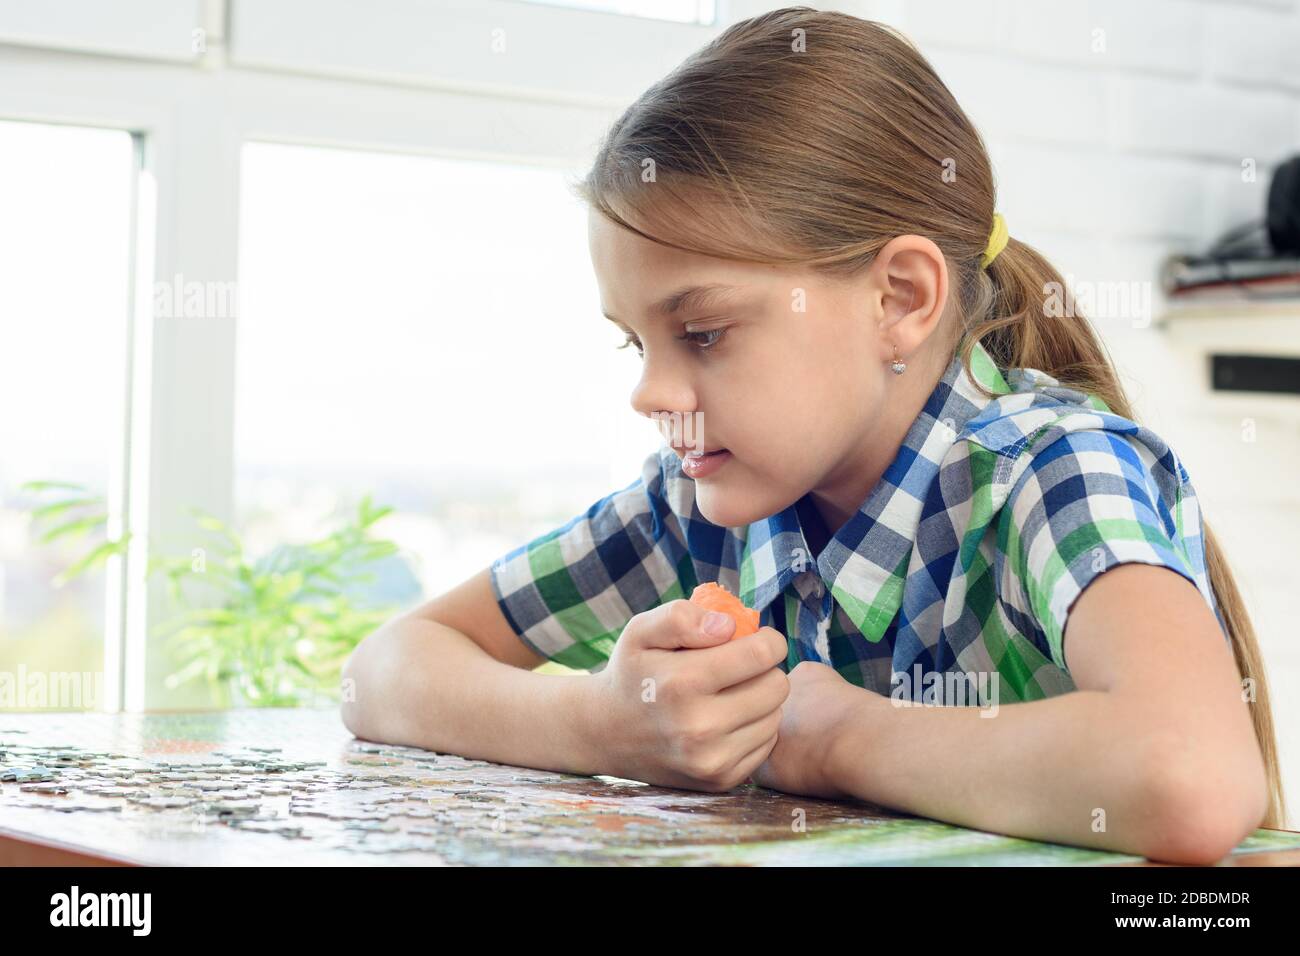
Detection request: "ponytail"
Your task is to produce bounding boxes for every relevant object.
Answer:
[965,237,1287,829]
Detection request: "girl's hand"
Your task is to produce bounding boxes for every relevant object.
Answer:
[749,660,872,800]
[583,600,790,793]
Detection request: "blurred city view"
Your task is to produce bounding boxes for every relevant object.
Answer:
[1,122,661,704]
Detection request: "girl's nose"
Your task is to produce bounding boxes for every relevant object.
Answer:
[629,355,696,422]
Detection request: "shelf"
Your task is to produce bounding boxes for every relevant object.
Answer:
[1156,298,1300,324]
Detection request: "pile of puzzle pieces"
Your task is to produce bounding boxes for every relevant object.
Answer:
[0,722,779,863]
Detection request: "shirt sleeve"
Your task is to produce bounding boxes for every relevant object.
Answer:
[998,427,1216,675]
[487,446,696,671]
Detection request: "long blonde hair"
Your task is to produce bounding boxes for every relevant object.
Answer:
[574,5,1285,827]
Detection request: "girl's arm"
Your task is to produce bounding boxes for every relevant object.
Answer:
[823,563,1269,865]
[341,565,790,789]
[340,567,607,776]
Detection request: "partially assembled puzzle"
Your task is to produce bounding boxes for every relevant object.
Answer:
[2,709,1298,866]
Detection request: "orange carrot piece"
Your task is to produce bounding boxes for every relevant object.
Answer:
[689,582,760,639]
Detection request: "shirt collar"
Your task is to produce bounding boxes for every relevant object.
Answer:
[738,335,1012,641]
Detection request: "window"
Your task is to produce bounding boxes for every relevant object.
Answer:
[0,119,135,709]
[235,142,656,602]
[514,0,715,25]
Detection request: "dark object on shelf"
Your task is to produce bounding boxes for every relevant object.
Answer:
[1200,154,1300,261]
[1210,354,1300,396]
[1163,155,1300,299]
[1267,156,1300,255]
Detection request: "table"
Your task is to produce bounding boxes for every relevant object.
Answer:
[2,708,1298,866]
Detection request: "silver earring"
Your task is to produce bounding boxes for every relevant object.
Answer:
[890,345,907,375]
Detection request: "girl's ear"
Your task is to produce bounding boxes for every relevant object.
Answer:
[869,235,950,361]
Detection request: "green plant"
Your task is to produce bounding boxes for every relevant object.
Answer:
[20,480,130,585]
[22,483,403,708]
[152,496,401,707]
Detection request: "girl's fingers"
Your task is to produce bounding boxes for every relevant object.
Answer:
[720,707,783,764]
[712,667,790,733]
[690,627,788,694]
[726,723,781,784]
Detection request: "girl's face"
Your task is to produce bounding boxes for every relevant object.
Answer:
[587,208,951,535]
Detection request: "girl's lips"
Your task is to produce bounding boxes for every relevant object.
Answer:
[682,448,731,479]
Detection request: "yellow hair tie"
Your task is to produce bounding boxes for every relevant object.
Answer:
[980,212,1008,269]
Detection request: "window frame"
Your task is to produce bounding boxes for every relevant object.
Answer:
[0,0,733,710]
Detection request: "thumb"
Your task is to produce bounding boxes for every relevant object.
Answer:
[688,609,737,648]
[637,601,735,651]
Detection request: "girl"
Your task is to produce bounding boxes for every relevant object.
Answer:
[342,7,1283,864]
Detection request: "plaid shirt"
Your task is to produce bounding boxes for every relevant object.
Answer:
[490,336,1224,703]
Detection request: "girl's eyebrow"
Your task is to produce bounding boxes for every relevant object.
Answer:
[602,282,744,327]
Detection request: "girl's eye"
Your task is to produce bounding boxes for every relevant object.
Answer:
[681,328,725,350]
[614,329,725,356]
